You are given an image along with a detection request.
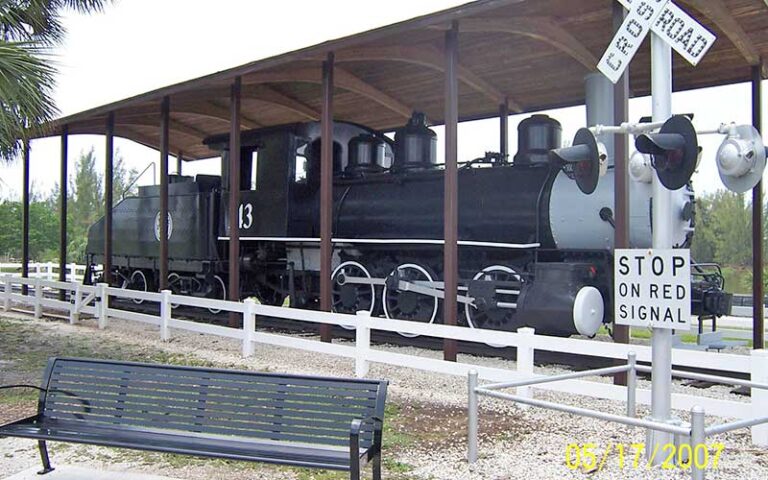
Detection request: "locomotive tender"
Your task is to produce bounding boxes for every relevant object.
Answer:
[86,112,726,338]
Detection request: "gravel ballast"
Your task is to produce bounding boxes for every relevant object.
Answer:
[0,310,766,479]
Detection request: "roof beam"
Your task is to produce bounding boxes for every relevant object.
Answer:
[458,17,598,71]
[178,101,263,129]
[330,45,521,110]
[686,0,765,75]
[243,84,321,120]
[245,67,413,119]
[117,125,185,153]
[116,117,210,139]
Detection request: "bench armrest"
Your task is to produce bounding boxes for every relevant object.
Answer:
[349,415,384,460]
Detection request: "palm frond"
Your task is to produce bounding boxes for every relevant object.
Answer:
[0,41,57,159]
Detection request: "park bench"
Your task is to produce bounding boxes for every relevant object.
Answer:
[0,357,387,479]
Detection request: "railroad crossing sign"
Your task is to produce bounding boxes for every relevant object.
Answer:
[598,0,717,83]
[614,249,691,330]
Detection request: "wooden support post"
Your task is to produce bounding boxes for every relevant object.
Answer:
[22,141,30,296]
[319,52,335,343]
[228,77,242,327]
[752,64,764,350]
[499,100,509,160]
[159,96,170,291]
[59,126,68,300]
[104,113,115,286]
[612,0,631,385]
[443,21,459,362]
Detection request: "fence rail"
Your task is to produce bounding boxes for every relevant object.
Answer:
[1,273,766,451]
[0,262,86,283]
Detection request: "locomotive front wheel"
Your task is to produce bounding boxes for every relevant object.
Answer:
[121,270,148,305]
[332,261,375,330]
[465,265,522,347]
[207,275,227,314]
[382,263,438,337]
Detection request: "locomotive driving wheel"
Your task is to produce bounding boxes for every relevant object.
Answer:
[465,265,523,345]
[121,270,148,305]
[207,275,227,314]
[382,263,438,337]
[332,261,375,330]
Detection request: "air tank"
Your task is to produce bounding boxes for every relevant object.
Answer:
[514,114,562,165]
[393,112,437,171]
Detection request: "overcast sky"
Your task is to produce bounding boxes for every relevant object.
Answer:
[0,0,764,199]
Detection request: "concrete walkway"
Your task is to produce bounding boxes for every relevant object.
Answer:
[4,466,180,480]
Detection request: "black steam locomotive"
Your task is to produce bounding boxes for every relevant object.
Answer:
[85,113,729,337]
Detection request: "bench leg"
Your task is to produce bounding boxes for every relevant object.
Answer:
[373,453,382,480]
[37,440,54,475]
[350,460,360,480]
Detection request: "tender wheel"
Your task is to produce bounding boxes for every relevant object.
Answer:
[121,270,148,305]
[332,261,375,330]
[167,273,181,309]
[465,265,523,346]
[207,275,227,314]
[382,263,438,338]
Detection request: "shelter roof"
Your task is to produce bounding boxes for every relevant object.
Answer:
[40,0,768,160]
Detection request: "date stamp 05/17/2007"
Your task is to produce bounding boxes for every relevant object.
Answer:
[565,442,726,472]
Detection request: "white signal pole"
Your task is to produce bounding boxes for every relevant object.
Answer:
[649,31,674,463]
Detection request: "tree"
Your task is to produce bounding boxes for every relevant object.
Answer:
[0,0,112,159]
[62,147,137,262]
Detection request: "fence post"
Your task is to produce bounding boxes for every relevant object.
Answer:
[751,349,768,446]
[690,406,706,480]
[46,262,53,281]
[97,283,108,329]
[69,263,77,282]
[627,351,637,418]
[34,277,42,319]
[242,299,256,357]
[2,276,10,312]
[468,370,479,463]
[35,263,40,279]
[355,311,371,378]
[70,283,81,325]
[160,290,171,341]
[516,327,535,407]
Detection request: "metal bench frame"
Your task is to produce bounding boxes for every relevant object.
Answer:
[0,357,387,479]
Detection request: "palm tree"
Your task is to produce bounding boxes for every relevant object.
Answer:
[0,0,112,160]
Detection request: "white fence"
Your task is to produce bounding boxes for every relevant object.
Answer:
[0,262,85,283]
[1,273,766,446]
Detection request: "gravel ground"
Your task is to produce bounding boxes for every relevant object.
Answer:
[1,310,767,479]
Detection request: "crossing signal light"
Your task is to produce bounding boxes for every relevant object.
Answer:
[549,128,606,195]
[635,115,698,191]
[716,125,767,194]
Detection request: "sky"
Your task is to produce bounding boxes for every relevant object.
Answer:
[0,0,765,199]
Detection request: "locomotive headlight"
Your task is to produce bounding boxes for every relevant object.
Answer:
[715,125,767,193]
[629,151,654,183]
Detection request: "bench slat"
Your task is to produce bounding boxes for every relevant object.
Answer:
[45,401,375,440]
[49,372,379,401]
[45,392,373,423]
[40,411,356,446]
[52,361,381,391]
[46,380,377,413]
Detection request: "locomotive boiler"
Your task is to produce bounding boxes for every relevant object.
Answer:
[85,112,726,338]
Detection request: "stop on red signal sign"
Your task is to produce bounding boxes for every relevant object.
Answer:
[614,249,691,330]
